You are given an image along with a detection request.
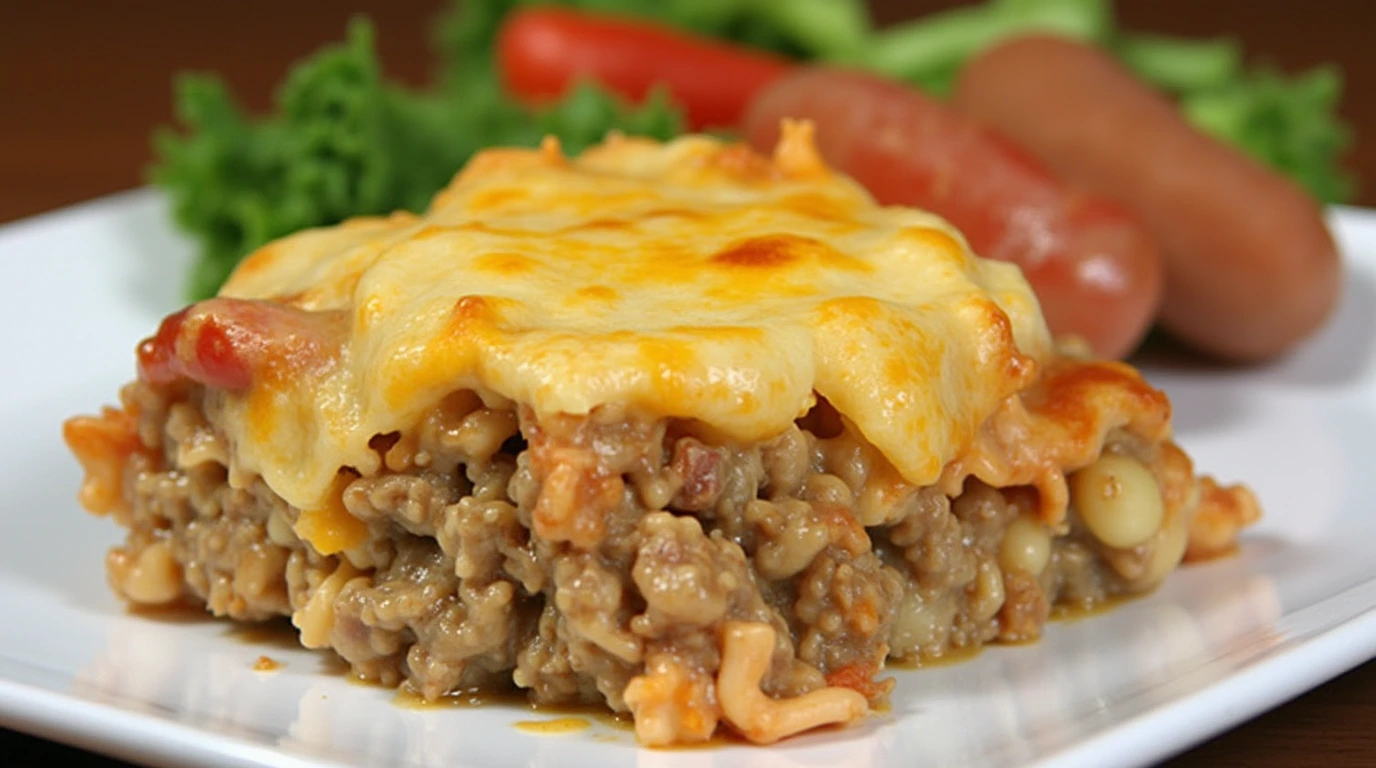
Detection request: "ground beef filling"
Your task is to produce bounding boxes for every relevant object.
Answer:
[98,380,1190,743]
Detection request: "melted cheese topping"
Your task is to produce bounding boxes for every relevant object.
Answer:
[216,122,1053,511]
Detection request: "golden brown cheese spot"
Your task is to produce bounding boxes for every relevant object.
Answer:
[709,235,873,275]
[1029,360,1171,447]
[233,243,285,282]
[644,207,709,221]
[710,236,801,269]
[560,218,633,233]
[381,295,506,408]
[474,252,539,276]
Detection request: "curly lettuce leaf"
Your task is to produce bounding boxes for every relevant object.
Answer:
[1182,64,1355,204]
[152,17,683,300]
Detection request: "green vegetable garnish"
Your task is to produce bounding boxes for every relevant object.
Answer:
[1181,64,1354,205]
[855,0,1113,96]
[1109,30,1353,202]
[153,16,682,301]
[1115,33,1243,94]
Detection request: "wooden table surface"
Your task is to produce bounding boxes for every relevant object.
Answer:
[3,1,1374,766]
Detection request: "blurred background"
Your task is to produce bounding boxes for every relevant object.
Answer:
[1,0,1372,222]
[1,1,1373,766]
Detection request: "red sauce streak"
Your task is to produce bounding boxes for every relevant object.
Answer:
[137,307,192,387]
[136,299,344,391]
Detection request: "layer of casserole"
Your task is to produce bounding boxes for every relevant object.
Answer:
[65,124,1259,746]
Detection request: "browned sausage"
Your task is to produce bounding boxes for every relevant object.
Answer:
[953,34,1341,363]
[742,66,1165,360]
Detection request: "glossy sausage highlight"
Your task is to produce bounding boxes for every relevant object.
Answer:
[954,35,1341,362]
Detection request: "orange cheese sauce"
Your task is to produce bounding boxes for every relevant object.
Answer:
[291,475,368,555]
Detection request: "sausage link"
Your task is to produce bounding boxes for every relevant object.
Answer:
[953,35,1341,362]
[742,66,1164,360]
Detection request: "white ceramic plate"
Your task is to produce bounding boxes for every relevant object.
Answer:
[2,190,1374,768]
